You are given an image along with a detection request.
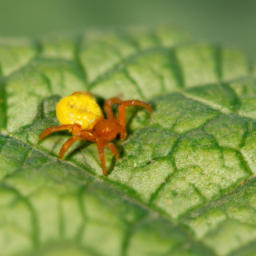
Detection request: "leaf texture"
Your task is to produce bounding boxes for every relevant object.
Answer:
[0,26,256,256]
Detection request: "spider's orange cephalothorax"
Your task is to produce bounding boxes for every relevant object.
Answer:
[39,91,153,175]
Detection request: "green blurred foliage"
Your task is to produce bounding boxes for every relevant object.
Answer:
[0,0,255,60]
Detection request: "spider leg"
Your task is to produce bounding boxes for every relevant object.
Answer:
[103,97,122,121]
[59,136,83,159]
[39,124,74,141]
[117,100,153,139]
[79,130,97,141]
[96,141,120,176]
[39,124,82,141]
[106,142,120,160]
[96,140,108,176]
[59,130,97,159]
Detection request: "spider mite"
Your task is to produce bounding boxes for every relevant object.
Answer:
[38,91,153,175]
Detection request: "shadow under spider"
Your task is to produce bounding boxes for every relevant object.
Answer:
[65,140,92,160]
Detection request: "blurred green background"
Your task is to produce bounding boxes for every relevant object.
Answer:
[0,0,255,60]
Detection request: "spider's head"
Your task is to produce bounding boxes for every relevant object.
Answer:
[94,119,123,141]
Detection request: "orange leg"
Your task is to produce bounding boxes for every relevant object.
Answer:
[96,141,120,176]
[59,130,97,159]
[39,124,74,141]
[79,130,97,142]
[117,100,153,139]
[106,142,120,160]
[96,140,108,176]
[103,97,122,121]
[59,136,83,159]
[39,124,82,141]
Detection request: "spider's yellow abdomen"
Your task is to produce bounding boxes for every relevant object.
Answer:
[56,93,103,130]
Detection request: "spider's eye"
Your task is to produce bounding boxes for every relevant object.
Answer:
[56,93,103,130]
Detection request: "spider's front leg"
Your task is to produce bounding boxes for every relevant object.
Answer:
[96,140,119,176]
[103,97,153,139]
[96,140,108,176]
[103,97,122,121]
[117,100,153,139]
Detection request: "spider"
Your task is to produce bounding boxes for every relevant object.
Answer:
[38,91,153,175]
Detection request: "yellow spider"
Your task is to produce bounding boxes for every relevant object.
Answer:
[39,91,153,175]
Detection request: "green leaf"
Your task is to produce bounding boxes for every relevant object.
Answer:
[0,26,255,256]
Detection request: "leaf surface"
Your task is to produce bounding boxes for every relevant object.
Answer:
[0,27,256,256]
